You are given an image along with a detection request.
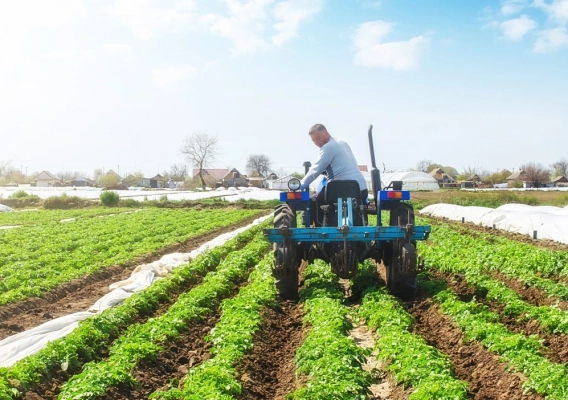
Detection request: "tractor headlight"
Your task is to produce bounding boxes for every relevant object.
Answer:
[288,177,301,191]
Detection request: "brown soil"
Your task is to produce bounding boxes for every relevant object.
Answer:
[0,213,264,340]
[236,301,305,400]
[7,203,568,399]
[407,295,544,400]
[22,315,219,400]
[438,271,568,365]
[100,315,219,400]
[491,271,568,309]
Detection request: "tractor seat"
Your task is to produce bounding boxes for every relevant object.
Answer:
[324,180,362,205]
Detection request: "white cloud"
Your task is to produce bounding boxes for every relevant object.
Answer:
[352,21,430,70]
[151,65,196,88]
[0,0,85,75]
[201,0,324,55]
[500,14,537,40]
[501,0,529,16]
[42,50,96,61]
[533,26,568,51]
[534,0,568,23]
[201,0,272,54]
[103,43,133,56]
[272,0,324,45]
[106,0,196,39]
[0,0,84,31]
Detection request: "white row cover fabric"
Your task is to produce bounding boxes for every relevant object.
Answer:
[0,215,271,367]
[0,204,13,212]
[419,203,568,245]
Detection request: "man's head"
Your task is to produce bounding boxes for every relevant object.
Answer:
[308,123,331,148]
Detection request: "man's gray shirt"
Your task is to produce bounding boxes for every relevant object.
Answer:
[301,136,367,192]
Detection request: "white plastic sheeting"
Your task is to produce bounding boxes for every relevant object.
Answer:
[420,203,568,245]
[0,204,13,212]
[0,215,270,367]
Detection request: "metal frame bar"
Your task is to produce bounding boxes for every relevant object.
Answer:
[263,225,431,243]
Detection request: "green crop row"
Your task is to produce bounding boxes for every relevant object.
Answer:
[357,263,468,400]
[151,253,276,399]
[0,208,263,305]
[417,217,568,301]
[430,261,568,334]
[57,234,270,400]
[423,281,568,400]
[0,207,135,226]
[0,220,270,399]
[288,260,371,400]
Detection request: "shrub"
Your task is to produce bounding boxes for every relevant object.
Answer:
[9,190,37,199]
[99,191,120,207]
[120,198,142,208]
[43,194,90,209]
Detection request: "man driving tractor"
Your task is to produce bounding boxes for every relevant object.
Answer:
[300,123,368,226]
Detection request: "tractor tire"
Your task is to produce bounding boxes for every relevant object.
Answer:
[272,204,300,301]
[385,203,417,299]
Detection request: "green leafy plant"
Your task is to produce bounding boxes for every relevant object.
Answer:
[99,190,120,206]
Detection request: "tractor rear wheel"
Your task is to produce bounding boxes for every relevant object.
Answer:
[385,203,417,299]
[272,204,300,301]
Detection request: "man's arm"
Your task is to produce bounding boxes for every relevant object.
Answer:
[300,145,334,190]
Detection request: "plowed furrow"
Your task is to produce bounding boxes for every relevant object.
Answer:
[408,297,544,400]
[491,271,568,310]
[440,271,568,365]
[236,301,305,400]
[101,314,219,400]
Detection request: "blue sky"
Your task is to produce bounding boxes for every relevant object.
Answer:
[0,0,567,179]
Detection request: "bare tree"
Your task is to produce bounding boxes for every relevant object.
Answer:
[57,171,88,181]
[414,159,433,172]
[0,160,12,177]
[461,165,483,180]
[181,132,220,189]
[520,162,550,188]
[551,158,568,178]
[246,154,272,178]
[169,163,188,179]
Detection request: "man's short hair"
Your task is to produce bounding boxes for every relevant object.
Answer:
[309,123,327,135]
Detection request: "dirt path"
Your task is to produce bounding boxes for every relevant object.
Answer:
[349,320,406,400]
[0,214,263,340]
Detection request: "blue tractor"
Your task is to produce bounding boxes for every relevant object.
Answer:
[263,125,431,300]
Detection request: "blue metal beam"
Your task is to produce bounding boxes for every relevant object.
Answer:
[263,225,430,243]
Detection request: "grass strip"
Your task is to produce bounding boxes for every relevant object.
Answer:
[0,220,269,398]
[287,260,371,400]
[57,234,270,400]
[150,253,276,399]
[422,280,568,400]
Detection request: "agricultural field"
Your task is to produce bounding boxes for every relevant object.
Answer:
[1,201,568,399]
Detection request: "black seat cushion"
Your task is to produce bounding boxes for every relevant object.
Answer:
[324,180,361,205]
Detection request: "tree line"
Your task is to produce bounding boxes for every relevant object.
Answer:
[3,132,567,189]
